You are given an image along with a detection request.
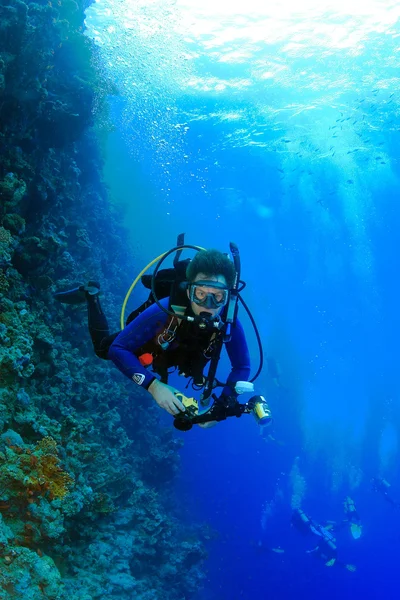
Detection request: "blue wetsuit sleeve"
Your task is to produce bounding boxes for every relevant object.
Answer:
[108,298,169,389]
[222,318,251,397]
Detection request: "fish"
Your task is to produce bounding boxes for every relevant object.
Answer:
[347,179,354,184]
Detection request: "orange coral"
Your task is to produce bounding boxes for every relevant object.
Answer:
[38,454,74,499]
[33,436,74,500]
[0,436,74,504]
[35,436,58,455]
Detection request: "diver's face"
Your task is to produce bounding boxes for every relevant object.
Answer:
[188,273,228,317]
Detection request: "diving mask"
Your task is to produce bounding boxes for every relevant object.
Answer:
[189,280,229,309]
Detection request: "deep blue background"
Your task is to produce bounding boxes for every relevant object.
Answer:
[98,53,400,595]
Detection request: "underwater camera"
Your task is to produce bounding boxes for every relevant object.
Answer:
[173,393,200,432]
[172,386,272,432]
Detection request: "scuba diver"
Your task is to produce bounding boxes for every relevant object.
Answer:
[372,477,399,508]
[291,508,326,537]
[291,508,337,543]
[292,509,355,571]
[306,537,356,572]
[343,496,362,539]
[291,508,313,535]
[55,236,269,430]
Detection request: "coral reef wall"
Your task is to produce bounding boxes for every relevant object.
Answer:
[0,1,207,598]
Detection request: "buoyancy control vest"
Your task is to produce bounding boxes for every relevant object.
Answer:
[124,256,221,386]
[121,234,263,400]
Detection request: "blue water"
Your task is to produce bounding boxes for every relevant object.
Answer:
[87,1,400,597]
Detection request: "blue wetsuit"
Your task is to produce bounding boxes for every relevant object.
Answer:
[108,297,251,396]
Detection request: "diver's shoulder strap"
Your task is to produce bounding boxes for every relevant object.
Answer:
[146,259,190,317]
[126,259,191,326]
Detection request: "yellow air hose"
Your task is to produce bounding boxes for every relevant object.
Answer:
[120,252,167,330]
[120,245,205,330]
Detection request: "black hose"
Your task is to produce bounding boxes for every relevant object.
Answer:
[238,293,264,383]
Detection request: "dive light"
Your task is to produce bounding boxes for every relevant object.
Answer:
[249,395,273,426]
[234,382,272,425]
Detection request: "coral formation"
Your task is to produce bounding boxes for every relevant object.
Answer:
[0,0,208,597]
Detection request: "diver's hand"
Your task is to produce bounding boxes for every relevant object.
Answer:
[148,380,186,416]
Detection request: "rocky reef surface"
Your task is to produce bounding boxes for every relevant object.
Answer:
[0,0,208,597]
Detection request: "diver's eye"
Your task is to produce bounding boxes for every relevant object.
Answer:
[194,288,207,300]
[213,292,224,303]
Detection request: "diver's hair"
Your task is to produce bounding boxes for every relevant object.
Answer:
[186,249,236,288]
